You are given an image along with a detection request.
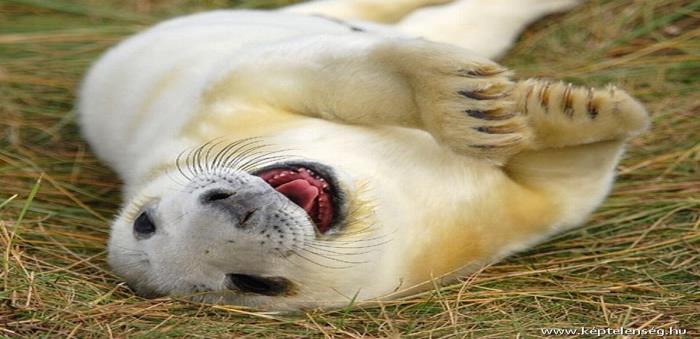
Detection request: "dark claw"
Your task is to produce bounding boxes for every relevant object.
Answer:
[466,110,489,119]
[458,90,506,100]
[465,109,515,121]
[587,105,599,119]
[539,82,551,109]
[562,84,574,118]
[458,66,507,77]
[587,88,598,119]
[470,141,520,149]
[473,125,518,134]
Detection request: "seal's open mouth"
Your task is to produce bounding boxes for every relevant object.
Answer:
[254,162,340,234]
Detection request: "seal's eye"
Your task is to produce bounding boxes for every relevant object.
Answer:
[134,211,156,238]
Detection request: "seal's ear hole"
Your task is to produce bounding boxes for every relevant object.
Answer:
[134,211,156,239]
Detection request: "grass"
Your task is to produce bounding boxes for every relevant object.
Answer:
[1,0,698,337]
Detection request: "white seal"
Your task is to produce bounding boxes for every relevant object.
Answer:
[78,0,649,311]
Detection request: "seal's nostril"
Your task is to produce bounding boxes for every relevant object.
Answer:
[239,209,258,226]
[201,190,235,204]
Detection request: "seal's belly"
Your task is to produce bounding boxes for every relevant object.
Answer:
[78,10,390,177]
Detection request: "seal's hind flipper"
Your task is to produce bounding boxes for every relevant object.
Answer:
[283,0,454,23]
[396,0,582,59]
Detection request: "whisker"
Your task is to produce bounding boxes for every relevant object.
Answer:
[303,243,375,256]
[225,143,272,170]
[292,245,368,265]
[240,155,299,172]
[211,138,254,170]
[219,139,266,171]
[274,249,309,272]
[307,232,393,244]
[192,141,209,175]
[203,137,228,173]
[175,149,192,181]
[306,238,393,250]
[288,249,353,270]
[237,151,292,172]
[111,244,147,257]
[185,145,199,179]
[166,168,189,187]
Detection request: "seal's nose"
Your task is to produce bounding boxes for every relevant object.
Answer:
[199,188,269,229]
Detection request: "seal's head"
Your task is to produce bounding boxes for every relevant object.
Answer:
[108,138,417,311]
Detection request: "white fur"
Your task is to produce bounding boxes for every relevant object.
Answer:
[78,0,649,311]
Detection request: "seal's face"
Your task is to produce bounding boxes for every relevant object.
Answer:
[107,139,408,310]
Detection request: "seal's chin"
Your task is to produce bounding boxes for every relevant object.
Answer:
[253,162,342,234]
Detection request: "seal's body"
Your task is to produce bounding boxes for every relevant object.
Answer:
[79,0,649,310]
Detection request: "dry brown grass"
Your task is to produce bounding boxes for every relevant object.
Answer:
[1,0,698,337]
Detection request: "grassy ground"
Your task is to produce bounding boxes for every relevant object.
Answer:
[1,0,698,337]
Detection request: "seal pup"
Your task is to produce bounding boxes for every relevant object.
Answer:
[78,0,649,311]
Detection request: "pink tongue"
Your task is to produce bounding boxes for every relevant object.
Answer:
[274,179,319,213]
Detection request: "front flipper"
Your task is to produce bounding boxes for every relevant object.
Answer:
[399,54,529,164]
[367,39,643,164]
[415,65,649,164]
